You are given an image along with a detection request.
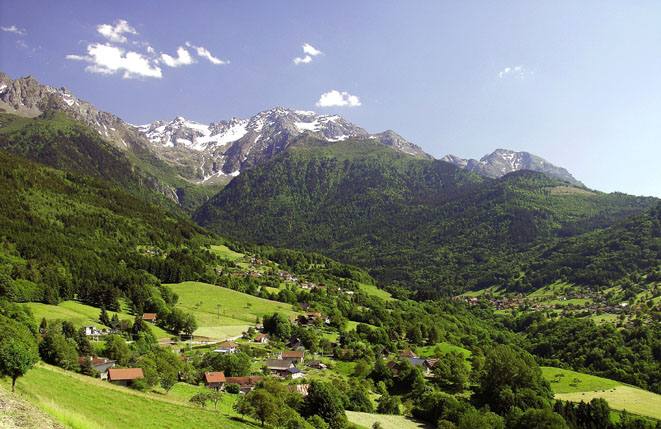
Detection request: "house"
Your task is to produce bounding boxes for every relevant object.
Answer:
[83,326,99,336]
[286,337,304,351]
[386,361,400,376]
[308,359,327,370]
[267,359,294,376]
[281,350,305,363]
[77,357,116,379]
[287,367,305,379]
[213,341,239,354]
[142,313,157,324]
[254,334,270,344]
[204,371,226,390]
[108,368,143,387]
[399,349,418,358]
[225,376,263,394]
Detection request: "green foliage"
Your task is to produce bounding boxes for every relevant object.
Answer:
[195,139,658,294]
[376,393,401,415]
[474,345,554,415]
[39,322,78,371]
[0,302,39,391]
[202,351,252,377]
[301,380,348,428]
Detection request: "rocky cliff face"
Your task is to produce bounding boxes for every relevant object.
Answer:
[442,149,583,186]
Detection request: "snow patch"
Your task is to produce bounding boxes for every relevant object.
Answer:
[295,120,319,131]
[0,85,7,93]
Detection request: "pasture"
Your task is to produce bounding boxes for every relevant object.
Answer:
[1,364,252,428]
[346,411,433,429]
[167,281,297,339]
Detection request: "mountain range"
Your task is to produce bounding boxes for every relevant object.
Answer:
[1,72,582,193]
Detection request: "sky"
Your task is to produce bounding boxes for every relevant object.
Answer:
[1,1,661,197]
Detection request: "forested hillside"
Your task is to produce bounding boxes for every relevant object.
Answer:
[0,149,216,308]
[0,111,223,213]
[195,138,658,295]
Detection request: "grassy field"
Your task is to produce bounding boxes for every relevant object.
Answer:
[556,387,661,421]
[168,281,297,339]
[542,367,661,421]
[416,343,472,360]
[209,244,245,261]
[346,411,433,429]
[1,364,253,428]
[542,367,621,394]
[24,300,170,339]
[357,282,394,301]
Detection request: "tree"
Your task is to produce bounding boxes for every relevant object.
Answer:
[263,312,292,341]
[301,380,347,428]
[207,390,223,409]
[0,341,38,392]
[376,393,401,415]
[103,334,132,366]
[190,392,210,407]
[510,408,568,429]
[159,371,177,394]
[234,394,254,420]
[39,323,78,371]
[434,351,470,393]
[99,306,110,326]
[246,389,278,427]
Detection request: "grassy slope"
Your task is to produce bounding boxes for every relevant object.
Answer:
[357,282,394,301]
[346,411,433,429]
[542,366,661,421]
[1,364,252,429]
[168,281,297,339]
[24,300,170,339]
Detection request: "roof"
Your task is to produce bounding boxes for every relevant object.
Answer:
[399,350,417,358]
[108,368,143,381]
[217,341,238,348]
[142,313,157,320]
[404,357,427,367]
[282,350,304,358]
[308,359,322,365]
[287,367,302,374]
[255,334,268,341]
[205,372,226,383]
[267,359,294,370]
[225,376,263,387]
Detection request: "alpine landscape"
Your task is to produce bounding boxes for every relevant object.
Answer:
[1,2,660,429]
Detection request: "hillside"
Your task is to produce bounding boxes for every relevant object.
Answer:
[0,148,215,308]
[194,138,658,295]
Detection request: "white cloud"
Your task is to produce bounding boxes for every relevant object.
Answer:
[293,42,322,65]
[1,25,26,36]
[68,20,227,78]
[302,43,321,56]
[316,90,361,107]
[67,43,162,79]
[160,46,195,67]
[186,42,227,65]
[97,19,137,43]
[293,55,312,65]
[498,65,530,79]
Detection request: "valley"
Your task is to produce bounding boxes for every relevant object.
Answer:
[0,70,659,429]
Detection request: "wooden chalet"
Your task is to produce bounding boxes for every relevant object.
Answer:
[225,376,263,393]
[281,350,305,363]
[142,313,157,324]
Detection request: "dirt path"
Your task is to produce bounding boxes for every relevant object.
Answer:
[0,384,62,429]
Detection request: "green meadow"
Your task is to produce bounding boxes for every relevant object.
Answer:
[542,367,661,421]
[167,281,297,339]
[24,300,170,339]
[356,282,394,301]
[1,364,253,429]
[346,411,433,429]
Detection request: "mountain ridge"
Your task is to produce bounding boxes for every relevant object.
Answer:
[442,148,583,186]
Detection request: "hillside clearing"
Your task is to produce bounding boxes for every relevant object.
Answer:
[346,411,433,429]
[555,386,661,421]
[542,367,622,394]
[167,281,296,339]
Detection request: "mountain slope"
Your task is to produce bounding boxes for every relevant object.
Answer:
[137,107,432,184]
[442,149,583,186]
[0,148,215,306]
[194,138,657,294]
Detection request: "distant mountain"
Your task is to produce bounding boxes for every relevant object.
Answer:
[195,138,656,295]
[136,107,432,184]
[442,149,583,186]
[1,73,430,188]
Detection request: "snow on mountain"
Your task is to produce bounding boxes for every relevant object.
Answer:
[135,107,431,183]
[442,149,583,186]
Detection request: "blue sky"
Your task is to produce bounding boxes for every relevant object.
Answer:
[1,1,661,197]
